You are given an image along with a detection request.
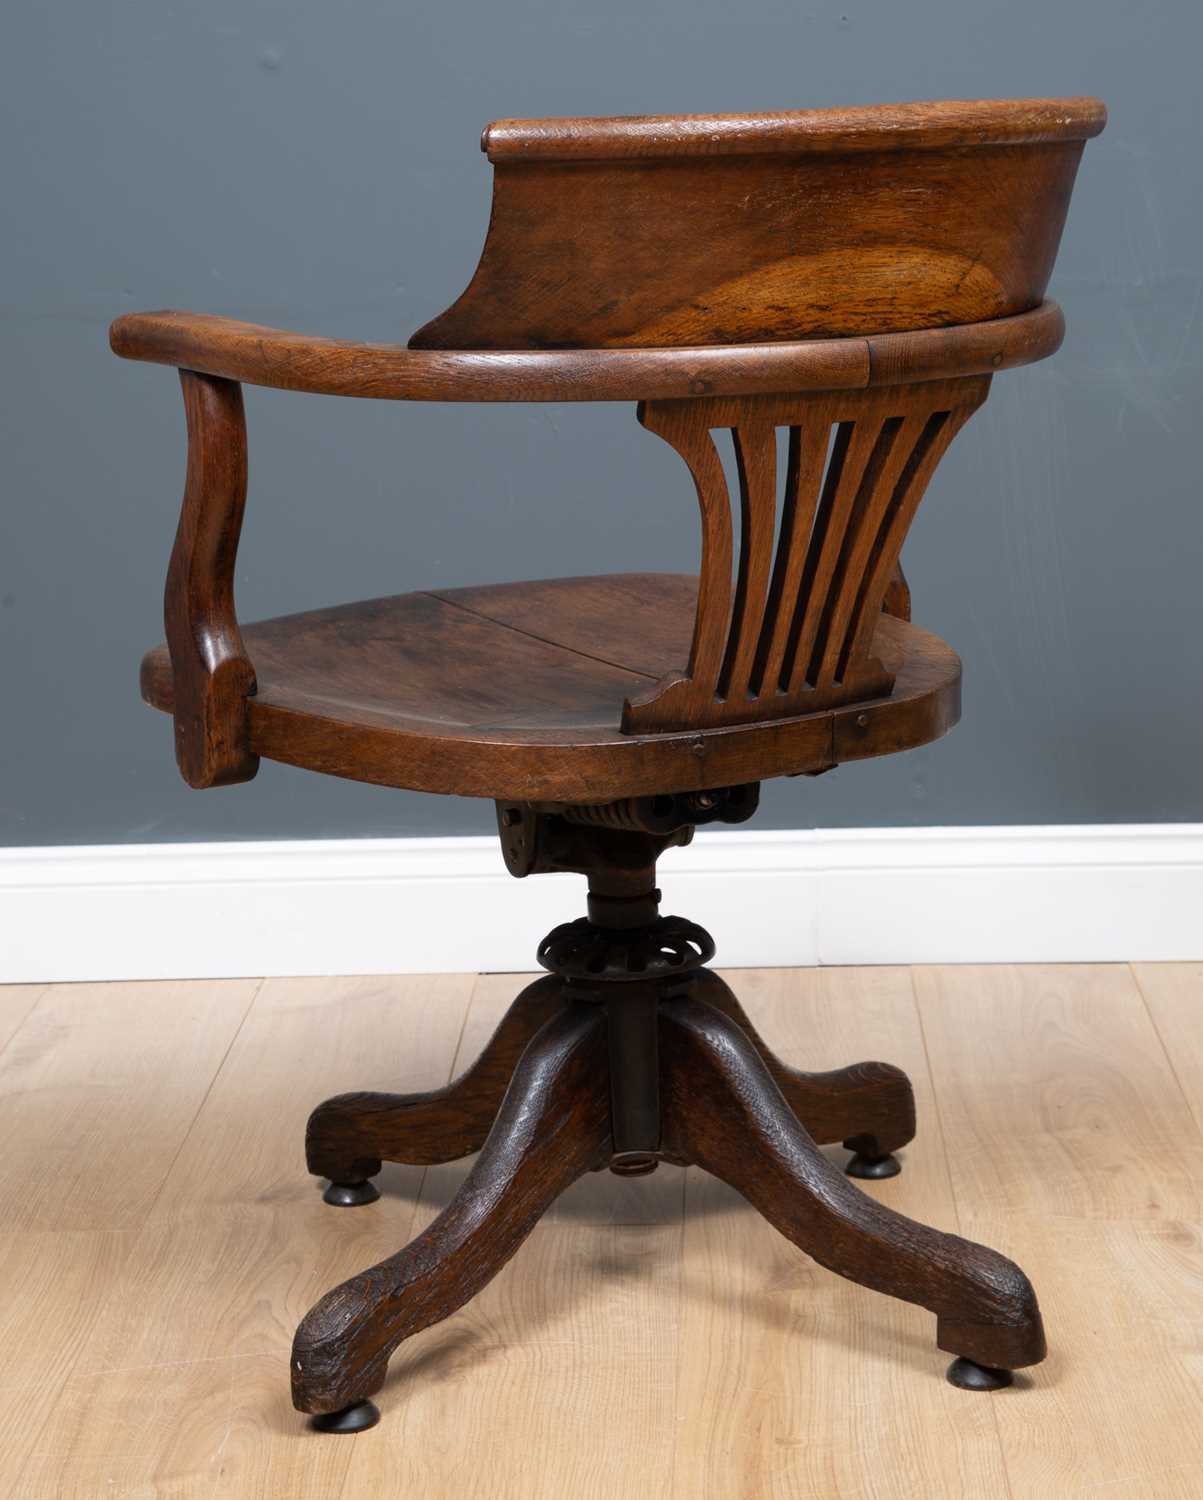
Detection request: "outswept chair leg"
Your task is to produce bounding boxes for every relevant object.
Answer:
[292,1000,611,1420]
[660,994,1045,1378]
[306,973,568,1202]
[695,971,916,1172]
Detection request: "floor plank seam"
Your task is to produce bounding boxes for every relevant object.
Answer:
[666,1165,689,1500]
[72,1350,263,1380]
[445,975,479,1084]
[908,968,1017,1500]
[1128,962,1203,1146]
[0,984,51,1066]
[142,976,266,1224]
[370,977,479,1285]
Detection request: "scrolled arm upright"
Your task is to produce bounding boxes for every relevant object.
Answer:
[161,370,258,788]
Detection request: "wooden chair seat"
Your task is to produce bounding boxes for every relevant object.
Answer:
[140,571,959,801]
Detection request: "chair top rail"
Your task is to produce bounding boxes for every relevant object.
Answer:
[482,96,1106,163]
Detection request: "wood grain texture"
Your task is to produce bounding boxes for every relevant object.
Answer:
[288,866,1043,1423]
[292,1001,611,1413]
[1132,963,1203,1139]
[88,88,1117,1486]
[0,1229,131,1476]
[20,1354,356,1500]
[7,974,476,1497]
[108,301,1064,402]
[960,1214,1203,1500]
[672,967,1011,1499]
[482,97,1107,161]
[625,379,985,732]
[110,97,1098,817]
[0,979,258,1232]
[697,969,916,1155]
[342,973,686,1500]
[166,370,258,789]
[305,973,565,1179]
[0,983,46,1056]
[883,559,912,620]
[929,968,1203,1499]
[417,101,1102,350]
[660,994,1044,1372]
[149,974,474,1219]
[913,964,1203,1220]
[8,964,1203,1499]
[139,573,962,800]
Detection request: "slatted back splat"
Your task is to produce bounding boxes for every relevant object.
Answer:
[623,376,989,734]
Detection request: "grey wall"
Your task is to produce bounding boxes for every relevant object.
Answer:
[2,1,1200,846]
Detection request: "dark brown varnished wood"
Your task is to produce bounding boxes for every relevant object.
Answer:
[293,915,1036,1416]
[165,371,258,789]
[291,1000,611,1415]
[695,972,915,1157]
[139,573,962,800]
[660,994,1045,1371]
[305,974,566,1180]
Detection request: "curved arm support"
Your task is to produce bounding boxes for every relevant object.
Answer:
[110,302,1063,405]
[164,370,258,789]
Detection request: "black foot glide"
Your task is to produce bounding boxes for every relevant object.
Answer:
[845,1151,902,1180]
[322,1179,381,1207]
[946,1356,1014,1391]
[310,1399,381,1433]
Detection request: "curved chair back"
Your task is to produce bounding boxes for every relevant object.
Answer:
[410,99,1104,734]
[411,99,1105,351]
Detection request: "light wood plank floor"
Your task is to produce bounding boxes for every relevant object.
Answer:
[1,964,1201,1498]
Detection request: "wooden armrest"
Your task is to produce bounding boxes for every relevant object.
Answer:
[109,303,1064,405]
[120,301,1061,789]
[109,310,870,401]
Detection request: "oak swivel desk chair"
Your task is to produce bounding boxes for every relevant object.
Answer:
[111,96,1106,1432]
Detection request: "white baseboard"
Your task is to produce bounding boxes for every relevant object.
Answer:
[2,824,1201,984]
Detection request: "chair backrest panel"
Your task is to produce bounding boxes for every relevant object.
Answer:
[408,98,1102,737]
[410,98,1104,352]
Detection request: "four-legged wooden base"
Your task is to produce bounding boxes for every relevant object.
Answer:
[293,967,1044,1423]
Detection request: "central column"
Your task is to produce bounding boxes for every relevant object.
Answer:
[497,788,756,1178]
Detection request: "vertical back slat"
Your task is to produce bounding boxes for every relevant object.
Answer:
[782,420,884,696]
[750,421,816,696]
[812,413,916,688]
[719,419,778,703]
[843,402,979,672]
